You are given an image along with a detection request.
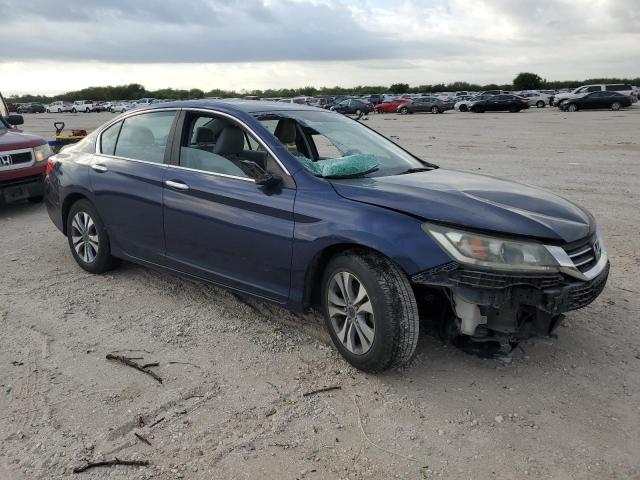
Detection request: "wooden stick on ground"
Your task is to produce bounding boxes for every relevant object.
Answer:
[302,386,341,397]
[105,354,163,384]
[72,458,150,473]
[134,432,152,446]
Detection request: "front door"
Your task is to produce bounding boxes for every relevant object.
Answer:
[90,110,177,263]
[162,111,296,303]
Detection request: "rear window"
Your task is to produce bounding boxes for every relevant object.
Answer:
[605,84,632,91]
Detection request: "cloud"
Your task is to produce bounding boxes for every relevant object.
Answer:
[0,0,638,93]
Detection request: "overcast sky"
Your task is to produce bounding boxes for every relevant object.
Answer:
[2,0,638,95]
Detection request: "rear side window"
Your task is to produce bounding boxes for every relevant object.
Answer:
[100,121,122,155]
[587,86,601,92]
[606,84,631,91]
[114,111,176,163]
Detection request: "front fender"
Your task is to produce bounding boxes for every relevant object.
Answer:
[289,178,451,309]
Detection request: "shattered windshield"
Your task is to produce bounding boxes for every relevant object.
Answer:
[252,110,432,178]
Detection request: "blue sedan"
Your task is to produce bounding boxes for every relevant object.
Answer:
[44,100,609,371]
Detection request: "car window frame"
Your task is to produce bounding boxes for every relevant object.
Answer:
[167,108,294,185]
[95,108,180,166]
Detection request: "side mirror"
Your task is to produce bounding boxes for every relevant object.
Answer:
[7,114,24,126]
[255,172,282,187]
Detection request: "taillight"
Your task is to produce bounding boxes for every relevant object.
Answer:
[46,157,57,176]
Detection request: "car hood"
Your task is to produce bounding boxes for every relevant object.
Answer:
[330,169,592,243]
[0,127,46,151]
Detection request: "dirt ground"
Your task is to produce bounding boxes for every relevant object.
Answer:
[1,106,639,480]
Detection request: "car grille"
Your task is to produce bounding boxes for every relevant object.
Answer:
[563,235,601,273]
[451,270,564,289]
[0,149,33,170]
[567,262,609,310]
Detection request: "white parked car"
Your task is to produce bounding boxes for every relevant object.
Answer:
[46,101,73,113]
[110,102,134,113]
[553,84,637,107]
[72,100,94,113]
[518,92,551,108]
[454,94,494,112]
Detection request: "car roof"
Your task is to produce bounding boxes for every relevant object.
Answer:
[140,99,320,115]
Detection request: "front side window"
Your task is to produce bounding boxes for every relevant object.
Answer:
[114,111,175,163]
[179,112,284,180]
[253,110,430,178]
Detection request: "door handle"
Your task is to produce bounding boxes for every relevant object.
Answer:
[165,180,189,191]
[91,164,108,173]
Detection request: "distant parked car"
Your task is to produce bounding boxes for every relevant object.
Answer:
[518,92,550,108]
[7,103,18,113]
[363,94,384,105]
[111,102,134,113]
[374,98,411,113]
[331,99,373,116]
[92,102,111,112]
[455,94,494,112]
[560,91,632,112]
[553,84,637,107]
[17,102,46,114]
[72,101,94,113]
[470,94,529,113]
[47,101,74,113]
[398,96,452,114]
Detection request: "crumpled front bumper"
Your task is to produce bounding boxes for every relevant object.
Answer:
[411,260,610,340]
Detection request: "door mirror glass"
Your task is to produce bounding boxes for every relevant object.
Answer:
[7,114,24,126]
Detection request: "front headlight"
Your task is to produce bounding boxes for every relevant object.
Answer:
[34,143,53,162]
[422,223,560,272]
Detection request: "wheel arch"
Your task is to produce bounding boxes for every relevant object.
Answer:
[302,242,404,311]
[61,192,91,235]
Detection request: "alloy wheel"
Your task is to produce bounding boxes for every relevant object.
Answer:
[327,271,375,355]
[71,211,99,263]
[611,102,621,111]
[431,106,439,114]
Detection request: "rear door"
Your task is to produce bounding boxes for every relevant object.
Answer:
[162,110,296,302]
[90,110,177,263]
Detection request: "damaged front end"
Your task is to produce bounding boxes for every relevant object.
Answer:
[414,225,610,345]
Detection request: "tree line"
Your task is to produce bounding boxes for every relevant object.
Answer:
[6,73,639,103]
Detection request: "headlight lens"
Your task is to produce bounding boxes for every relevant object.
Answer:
[34,143,53,162]
[422,223,560,272]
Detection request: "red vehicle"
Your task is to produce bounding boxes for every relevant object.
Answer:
[374,98,411,113]
[0,91,52,204]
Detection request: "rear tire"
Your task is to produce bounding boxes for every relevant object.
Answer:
[66,199,115,274]
[431,106,439,114]
[459,104,468,112]
[509,105,519,112]
[536,100,545,108]
[399,106,409,114]
[321,250,419,372]
[28,195,44,204]
[611,102,621,111]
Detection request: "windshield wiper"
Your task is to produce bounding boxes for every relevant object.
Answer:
[399,167,433,175]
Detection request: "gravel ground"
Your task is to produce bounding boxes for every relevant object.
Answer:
[1,106,639,480]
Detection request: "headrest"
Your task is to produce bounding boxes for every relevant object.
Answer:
[274,118,297,144]
[124,126,155,146]
[195,126,215,144]
[213,125,244,156]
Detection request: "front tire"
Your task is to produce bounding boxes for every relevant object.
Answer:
[536,100,545,108]
[459,104,468,112]
[568,103,578,112]
[321,251,419,372]
[66,200,115,274]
